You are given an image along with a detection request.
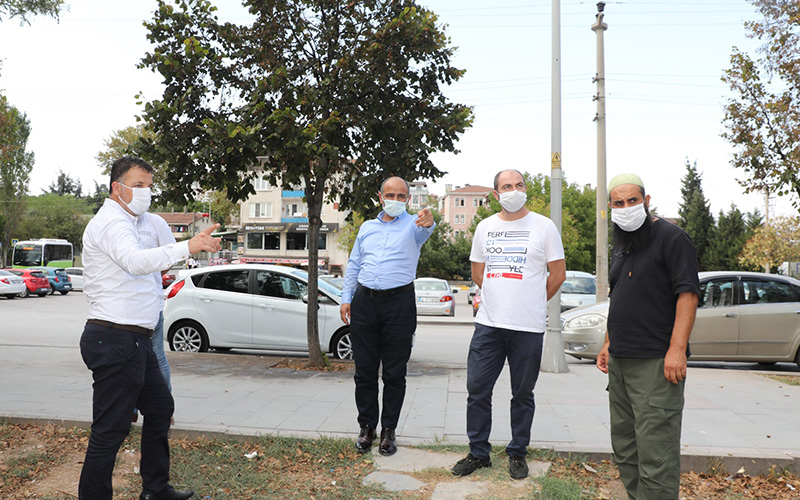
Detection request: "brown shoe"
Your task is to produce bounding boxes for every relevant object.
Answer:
[379,428,396,456]
[355,425,375,453]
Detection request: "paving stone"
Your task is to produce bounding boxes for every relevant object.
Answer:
[372,446,465,472]
[362,471,426,491]
[430,480,489,500]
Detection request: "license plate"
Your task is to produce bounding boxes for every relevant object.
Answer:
[418,297,438,303]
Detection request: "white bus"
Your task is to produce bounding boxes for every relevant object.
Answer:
[12,239,74,268]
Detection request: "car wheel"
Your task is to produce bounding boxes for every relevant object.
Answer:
[5,294,16,299]
[448,306,455,317]
[20,288,29,298]
[330,329,353,360]
[49,288,55,295]
[169,321,209,353]
[795,348,800,370]
[60,290,69,295]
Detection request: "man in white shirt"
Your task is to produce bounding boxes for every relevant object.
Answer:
[79,157,219,500]
[452,169,566,480]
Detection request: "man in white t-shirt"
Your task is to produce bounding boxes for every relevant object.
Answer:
[452,169,566,480]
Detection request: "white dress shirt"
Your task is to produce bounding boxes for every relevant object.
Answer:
[83,199,190,329]
[138,212,178,311]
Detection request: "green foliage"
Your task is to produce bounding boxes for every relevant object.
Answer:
[45,168,83,197]
[95,124,156,175]
[534,475,593,499]
[703,204,760,271]
[721,1,800,211]
[417,210,472,280]
[0,94,34,266]
[15,193,91,252]
[0,0,64,25]
[677,160,715,270]
[470,173,596,273]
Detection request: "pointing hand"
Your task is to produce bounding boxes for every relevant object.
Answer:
[415,208,434,228]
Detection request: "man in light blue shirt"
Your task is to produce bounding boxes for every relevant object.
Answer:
[340,176,435,456]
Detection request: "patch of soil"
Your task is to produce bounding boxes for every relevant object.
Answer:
[271,357,353,372]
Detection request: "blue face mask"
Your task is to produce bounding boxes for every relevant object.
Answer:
[383,199,407,217]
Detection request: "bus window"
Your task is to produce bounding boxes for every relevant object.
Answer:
[12,239,73,268]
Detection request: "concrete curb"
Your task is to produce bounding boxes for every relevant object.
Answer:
[6,416,797,476]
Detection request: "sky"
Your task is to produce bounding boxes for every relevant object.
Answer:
[0,0,796,219]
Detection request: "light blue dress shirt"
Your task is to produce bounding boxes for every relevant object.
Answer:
[341,210,435,304]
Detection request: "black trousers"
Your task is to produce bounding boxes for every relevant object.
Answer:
[350,286,416,430]
[78,322,174,500]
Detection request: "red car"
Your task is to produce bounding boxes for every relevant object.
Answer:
[162,272,176,289]
[3,269,51,297]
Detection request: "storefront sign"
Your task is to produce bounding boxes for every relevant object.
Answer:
[243,224,286,232]
[286,222,339,233]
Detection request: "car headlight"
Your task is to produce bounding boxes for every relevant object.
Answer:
[564,313,606,329]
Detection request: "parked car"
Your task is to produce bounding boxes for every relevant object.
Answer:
[561,271,800,368]
[0,269,26,299]
[560,271,597,312]
[162,272,176,289]
[472,288,481,317]
[319,275,344,292]
[30,267,72,295]
[65,267,84,291]
[467,283,478,305]
[163,264,352,359]
[414,278,457,316]
[3,268,51,297]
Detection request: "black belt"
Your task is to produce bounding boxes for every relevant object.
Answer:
[357,282,414,298]
[86,319,154,338]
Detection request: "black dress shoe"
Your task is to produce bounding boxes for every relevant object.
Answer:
[355,425,375,453]
[379,428,396,456]
[139,485,195,500]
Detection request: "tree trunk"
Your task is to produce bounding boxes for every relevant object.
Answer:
[304,165,327,367]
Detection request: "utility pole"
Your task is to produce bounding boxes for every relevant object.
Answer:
[542,0,569,373]
[592,1,609,303]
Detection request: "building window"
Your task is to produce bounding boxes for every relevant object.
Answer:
[283,203,306,218]
[412,194,419,206]
[454,197,465,207]
[455,214,465,224]
[286,232,306,250]
[473,198,485,207]
[171,225,187,233]
[247,232,280,250]
[253,177,271,191]
[249,202,273,218]
[318,233,327,250]
[454,230,461,238]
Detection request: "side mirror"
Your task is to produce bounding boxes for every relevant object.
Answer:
[302,295,320,309]
[452,289,459,294]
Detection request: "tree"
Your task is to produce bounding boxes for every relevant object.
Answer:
[677,160,715,269]
[0,95,34,266]
[95,124,156,175]
[139,0,472,366]
[470,173,596,273]
[85,181,109,214]
[15,193,91,253]
[703,204,753,271]
[739,216,800,272]
[0,0,64,25]
[45,168,82,197]
[416,210,471,280]
[721,0,800,210]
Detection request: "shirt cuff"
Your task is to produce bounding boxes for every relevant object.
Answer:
[172,240,191,262]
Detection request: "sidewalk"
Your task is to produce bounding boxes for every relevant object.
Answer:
[1,345,798,475]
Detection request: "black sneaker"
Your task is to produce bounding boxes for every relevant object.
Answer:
[508,454,528,479]
[451,453,491,476]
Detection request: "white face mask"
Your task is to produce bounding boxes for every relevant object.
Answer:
[119,183,152,216]
[612,202,648,232]
[382,199,407,218]
[498,190,527,213]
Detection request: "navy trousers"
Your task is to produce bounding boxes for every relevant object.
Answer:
[466,323,544,459]
[350,287,416,430]
[78,322,174,500]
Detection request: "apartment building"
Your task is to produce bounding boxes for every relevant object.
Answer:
[237,174,350,275]
[408,181,430,211]
[439,184,492,238]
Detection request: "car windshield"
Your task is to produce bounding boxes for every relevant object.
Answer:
[31,271,46,278]
[562,277,596,294]
[0,270,12,276]
[320,276,344,289]
[290,270,342,297]
[415,280,448,291]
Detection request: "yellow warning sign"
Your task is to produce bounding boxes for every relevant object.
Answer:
[551,152,561,170]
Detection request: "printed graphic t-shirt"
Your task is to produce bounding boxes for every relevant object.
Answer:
[470,212,564,332]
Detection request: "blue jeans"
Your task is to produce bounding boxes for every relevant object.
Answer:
[152,312,171,391]
[466,323,543,459]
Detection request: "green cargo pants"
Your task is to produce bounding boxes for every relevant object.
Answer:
[608,356,684,500]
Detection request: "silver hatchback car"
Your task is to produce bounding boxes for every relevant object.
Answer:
[561,271,800,368]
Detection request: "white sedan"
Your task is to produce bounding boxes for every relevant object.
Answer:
[163,264,352,359]
[414,278,457,316]
[0,270,26,299]
[65,267,84,291]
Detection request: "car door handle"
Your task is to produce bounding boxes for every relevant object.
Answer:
[198,295,213,302]
[723,312,738,318]
[258,303,274,310]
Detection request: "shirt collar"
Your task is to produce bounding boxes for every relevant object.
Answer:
[104,197,138,223]
[376,210,409,223]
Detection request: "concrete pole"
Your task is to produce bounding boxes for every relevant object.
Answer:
[592,2,609,302]
[542,0,569,373]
